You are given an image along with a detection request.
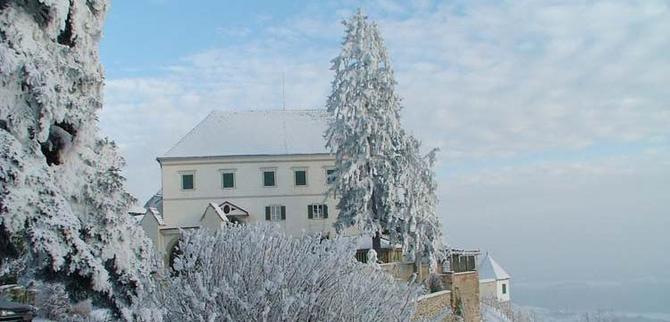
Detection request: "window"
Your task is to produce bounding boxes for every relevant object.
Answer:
[294,169,307,186]
[221,171,235,188]
[181,173,194,190]
[263,170,276,187]
[265,205,286,221]
[502,283,507,294]
[326,169,336,184]
[308,204,328,219]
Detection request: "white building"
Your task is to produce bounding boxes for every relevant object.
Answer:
[141,109,343,260]
[478,253,511,302]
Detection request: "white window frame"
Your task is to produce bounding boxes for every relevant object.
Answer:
[269,205,283,222]
[178,170,196,191]
[261,167,277,187]
[219,169,236,189]
[292,167,308,187]
[309,204,327,219]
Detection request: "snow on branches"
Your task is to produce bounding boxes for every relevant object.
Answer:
[0,0,153,312]
[325,9,404,236]
[325,9,445,265]
[132,224,421,322]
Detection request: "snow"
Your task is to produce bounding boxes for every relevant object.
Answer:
[350,235,395,249]
[129,205,146,215]
[324,9,445,265]
[0,0,153,314]
[482,305,512,322]
[161,109,330,159]
[479,253,511,281]
[130,224,422,321]
[143,189,163,214]
[144,207,164,226]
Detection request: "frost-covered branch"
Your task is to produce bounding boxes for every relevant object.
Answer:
[325,9,445,265]
[132,224,421,322]
[0,0,153,313]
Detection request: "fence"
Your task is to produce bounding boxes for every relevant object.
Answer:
[355,248,403,263]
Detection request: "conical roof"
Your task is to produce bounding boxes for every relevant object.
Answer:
[479,253,510,281]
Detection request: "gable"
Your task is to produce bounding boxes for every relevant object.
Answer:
[219,201,249,216]
[140,207,164,226]
[479,254,510,281]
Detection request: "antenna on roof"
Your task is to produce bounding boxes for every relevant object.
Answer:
[282,72,286,111]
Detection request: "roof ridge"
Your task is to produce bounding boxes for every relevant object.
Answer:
[479,254,510,280]
[159,109,331,159]
[211,108,326,114]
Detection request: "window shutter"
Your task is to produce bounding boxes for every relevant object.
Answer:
[265,206,271,220]
[281,206,286,220]
[323,205,328,218]
[308,205,313,219]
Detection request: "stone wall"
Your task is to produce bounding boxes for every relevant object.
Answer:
[382,263,481,322]
[380,262,431,282]
[415,290,453,321]
[443,271,481,322]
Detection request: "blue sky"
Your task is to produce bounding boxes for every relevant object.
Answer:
[98,0,670,313]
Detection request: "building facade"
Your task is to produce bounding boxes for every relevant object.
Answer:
[141,109,345,258]
[478,253,511,302]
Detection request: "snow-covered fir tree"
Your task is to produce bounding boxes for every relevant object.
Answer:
[132,224,422,322]
[325,9,445,262]
[397,137,445,267]
[325,9,406,247]
[0,0,153,313]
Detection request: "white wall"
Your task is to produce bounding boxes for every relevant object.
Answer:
[140,214,162,253]
[497,279,510,302]
[479,280,497,300]
[160,154,339,236]
[480,279,511,302]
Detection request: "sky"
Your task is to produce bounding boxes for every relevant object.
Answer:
[98,0,670,314]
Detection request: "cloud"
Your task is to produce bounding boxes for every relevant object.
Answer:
[98,2,670,312]
[100,0,670,203]
[377,0,670,159]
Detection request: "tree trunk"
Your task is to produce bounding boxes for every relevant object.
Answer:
[414,231,423,280]
[372,232,381,253]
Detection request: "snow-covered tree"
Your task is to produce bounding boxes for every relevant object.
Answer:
[325,9,445,263]
[132,224,422,322]
[396,137,445,268]
[325,9,406,248]
[0,0,153,312]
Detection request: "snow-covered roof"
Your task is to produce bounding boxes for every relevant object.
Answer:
[141,207,164,226]
[200,202,229,223]
[131,214,144,224]
[351,235,398,250]
[160,109,331,159]
[128,205,146,215]
[479,254,510,281]
[143,190,163,215]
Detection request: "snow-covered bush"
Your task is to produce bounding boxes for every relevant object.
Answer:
[0,0,153,313]
[35,282,71,320]
[132,224,422,322]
